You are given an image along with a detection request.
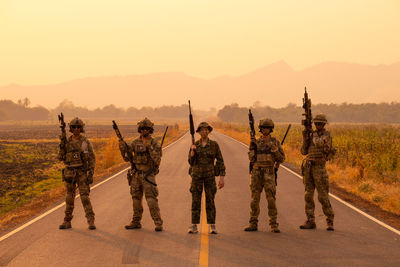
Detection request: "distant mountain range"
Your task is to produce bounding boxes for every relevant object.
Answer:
[1,61,399,109]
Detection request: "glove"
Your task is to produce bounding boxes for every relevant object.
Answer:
[302,129,310,139]
[270,142,279,153]
[250,137,257,150]
[87,172,94,184]
[127,170,134,185]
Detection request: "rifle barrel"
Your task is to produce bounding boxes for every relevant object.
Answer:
[188,100,195,144]
[161,126,168,147]
[281,124,292,145]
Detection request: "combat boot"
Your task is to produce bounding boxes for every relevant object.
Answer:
[326,221,334,231]
[188,224,198,234]
[210,224,217,234]
[244,224,258,232]
[299,220,316,229]
[125,221,142,229]
[88,219,96,230]
[59,221,72,230]
[155,225,163,232]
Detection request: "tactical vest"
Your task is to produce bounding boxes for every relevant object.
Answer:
[306,132,328,162]
[253,138,275,168]
[65,137,88,168]
[132,138,157,171]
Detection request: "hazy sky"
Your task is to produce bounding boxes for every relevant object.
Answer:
[1,0,399,86]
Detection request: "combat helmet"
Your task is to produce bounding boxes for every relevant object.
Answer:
[196,122,213,133]
[68,117,85,133]
[137,117,154,133]
[258,118,274,132]
[313,114,328,124]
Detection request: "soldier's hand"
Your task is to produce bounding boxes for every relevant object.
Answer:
[218,176,225,189]
[250,138,257,150]
[190,145,196,157]
[302,129,309,139]
[87,172,94,184]
[119,140,126,149]
[270,142,278,153]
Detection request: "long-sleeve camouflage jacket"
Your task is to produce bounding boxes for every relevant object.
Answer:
[188,139,226,178]
[119,136,162,172]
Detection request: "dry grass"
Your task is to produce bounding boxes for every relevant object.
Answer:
[214,121,400,216]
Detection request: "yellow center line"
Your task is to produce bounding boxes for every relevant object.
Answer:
[199,191,209,267]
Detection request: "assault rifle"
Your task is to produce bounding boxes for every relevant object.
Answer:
[188,100,195,145]
[112,120,136,184]
[302,87,313,136]
[58,113,67,161]
[248,109,256,173]
[274,124,291,185]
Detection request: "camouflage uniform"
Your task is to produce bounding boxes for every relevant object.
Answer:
[119,118,163,228]
[188,123,225,225]
[59,118,96,227]
[247,119,285,230]
[301,114,335,227]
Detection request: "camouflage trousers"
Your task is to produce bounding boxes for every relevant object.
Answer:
[303,162,334,223]
[190,175,217,224]
[249,167,278,227]
[63,168,95,222]
[130,172,163,226]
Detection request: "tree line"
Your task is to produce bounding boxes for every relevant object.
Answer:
[0,100,49,121]
[49,100,189,120]
[1,98,400,123]
[0,99,191,121]
[217,102,400,123]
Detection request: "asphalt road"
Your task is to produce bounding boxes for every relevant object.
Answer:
[0,132,399,266]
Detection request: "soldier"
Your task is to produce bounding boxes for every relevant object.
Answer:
[300,114,335,231]
[188,122,225,234]
[244,119,285,233]
[119,118,163,231]
[59,118,96,230]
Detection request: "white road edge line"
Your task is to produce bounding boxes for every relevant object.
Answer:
[0,131,188,242]
[219,132,400,236]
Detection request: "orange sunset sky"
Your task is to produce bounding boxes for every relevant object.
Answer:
[0,0,400,108]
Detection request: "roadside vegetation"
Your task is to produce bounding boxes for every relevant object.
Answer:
[0,123,184,228]
[213,122,400,216]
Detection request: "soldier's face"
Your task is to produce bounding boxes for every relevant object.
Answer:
[141,128,150,137]
[199,127,209,138]
[315,122,325,130]
[71,125,81,136]
[261,127,271,136]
